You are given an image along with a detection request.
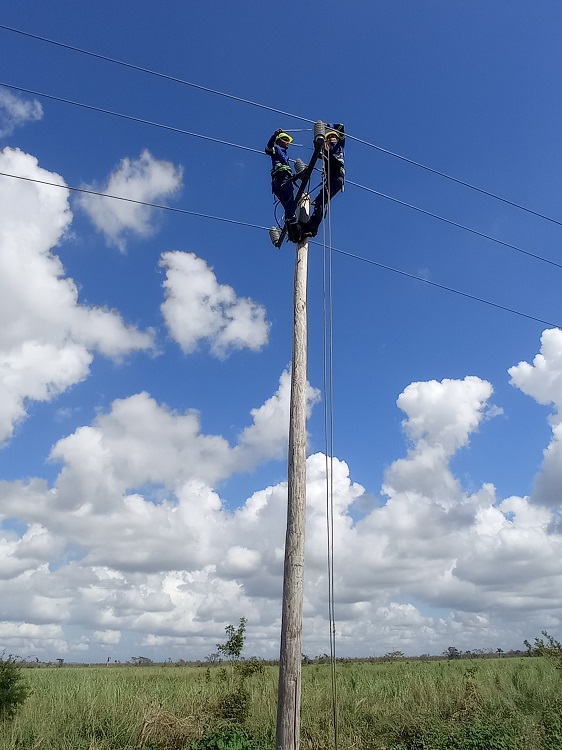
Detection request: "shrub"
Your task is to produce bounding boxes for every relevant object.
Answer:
[139,702,207,750]
[234,659,265,679]
[215,687,250,724]
[217,618,247,662]
[189,728,258,750]
[0,653,29,720]
[524,631,562,670]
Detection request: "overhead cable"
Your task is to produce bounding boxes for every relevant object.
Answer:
[0,169,557,329]
[0,82,264,155]
[330,245,559,329]
[346,180,562,270]
[0,24,311,123]
[2,81,559,272]
[346,133,562,229]
[0,170,268,231]
[1,23,561,226]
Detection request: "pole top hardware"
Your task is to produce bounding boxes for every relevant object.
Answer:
[313,121,326,145]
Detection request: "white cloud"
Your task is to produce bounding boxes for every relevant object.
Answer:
[0,621,66,656]
[48,369,306,505]
[93,630,121,646]
[0,372,321,657]
[0,87,43,138]
[378,377,496,508]
[238,369,320,462]
[509,328,562,506]
[160,251,270,357]
[2,350,562,662]
[398,376,494,454]
[509,329,562,409]
[0,147,154,443]
[78,150,183,250]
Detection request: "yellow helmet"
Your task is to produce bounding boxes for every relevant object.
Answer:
[325,130,340,140]
[276,132,293,144]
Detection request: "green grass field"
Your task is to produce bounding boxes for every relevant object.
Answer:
[1,658,562,749]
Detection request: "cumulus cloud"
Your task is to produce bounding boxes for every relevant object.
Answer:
[47,368,305,513]
[346,371,562,639]
[93,630,121,647]
[398,376,494,454]
[509,328,562,507]
[78,150,183,250]
[509,329,562,408]
[160,251,270,357]
[2,336,562,662]
[2,355,562,662]
[380,377,496,507]
[0,147,154,443]
[0,87,43,138]
[238,369,320,461]
[0,371,318,655]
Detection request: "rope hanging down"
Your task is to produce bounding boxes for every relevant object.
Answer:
[321,152,339,750]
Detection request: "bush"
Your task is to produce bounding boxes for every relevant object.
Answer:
[524,631,562,670]
[0,653,29,720]
[215,687,250,724]
[234,659,265,679]
[189,728,258,750]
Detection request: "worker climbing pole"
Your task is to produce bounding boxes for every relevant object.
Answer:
[300,123,345,239]
[265,128,302,243]
[267,121,344,249]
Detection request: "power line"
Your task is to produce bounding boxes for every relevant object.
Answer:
[346,180,562,270]
[331,245,559,329]
[346,133,562,229]
[2,81,560,272]
[0,24,312,124]
[0,82,264,156]
[0,169,557,329]
[2,23,561,228]
[0,170,268,232]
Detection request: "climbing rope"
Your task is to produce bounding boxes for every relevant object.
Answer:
[321,150,339,750]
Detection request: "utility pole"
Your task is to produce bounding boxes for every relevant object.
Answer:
[276,227,309,750]
[276,122,326,750]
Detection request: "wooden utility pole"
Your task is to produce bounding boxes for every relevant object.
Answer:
[276,227,309,750]
[276,122,326,750]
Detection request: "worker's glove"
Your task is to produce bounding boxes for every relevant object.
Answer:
[274,129,283,137]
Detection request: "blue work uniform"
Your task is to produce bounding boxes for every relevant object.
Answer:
[265,133,297,223]
[308,133,345,231]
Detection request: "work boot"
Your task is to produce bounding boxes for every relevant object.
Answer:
[300,219,318,238]
[286,220,301,244]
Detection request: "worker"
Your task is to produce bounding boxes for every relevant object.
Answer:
[300,124,345,238]
[265,129,301,243]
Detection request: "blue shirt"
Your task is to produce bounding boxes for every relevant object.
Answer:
[265,134,293,178]
[325,137,345,178]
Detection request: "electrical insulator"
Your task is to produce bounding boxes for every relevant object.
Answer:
[269,227,281,246]
[294,159,306,174]
[314,121,326,144]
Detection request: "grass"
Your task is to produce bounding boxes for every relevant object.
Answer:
[1,658,561,749]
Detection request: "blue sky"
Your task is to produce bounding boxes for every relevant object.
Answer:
[1,1,562,662]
